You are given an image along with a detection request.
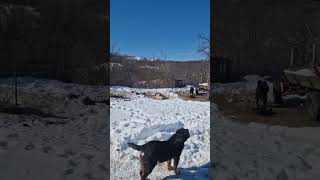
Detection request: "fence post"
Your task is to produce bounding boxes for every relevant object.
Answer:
[290,47,294,67]
[312,43,316,65]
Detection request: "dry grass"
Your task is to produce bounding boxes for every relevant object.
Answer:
[145,92,169,100]
[110,91,130,99]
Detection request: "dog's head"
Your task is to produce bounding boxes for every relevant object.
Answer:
[174,128,190,142]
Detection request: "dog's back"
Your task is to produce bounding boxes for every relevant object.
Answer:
[128,140,182,162]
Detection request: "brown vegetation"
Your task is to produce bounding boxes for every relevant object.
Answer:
[111,57,209,88]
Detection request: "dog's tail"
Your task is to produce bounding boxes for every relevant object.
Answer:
[128,142,144,151]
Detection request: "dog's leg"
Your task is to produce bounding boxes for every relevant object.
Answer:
[140,160,156,180]
[173,156,180,175]
[167,159,173,171]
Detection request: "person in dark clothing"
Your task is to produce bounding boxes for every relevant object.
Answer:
[256,80,269,113]
[189,87,194,98]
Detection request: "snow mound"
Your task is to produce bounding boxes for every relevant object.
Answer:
[294,68,316,76]
[110,87,210,179]
[213,75,274,102]
[243,75,265,82]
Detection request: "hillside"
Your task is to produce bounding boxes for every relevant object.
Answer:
[111,55,210,88]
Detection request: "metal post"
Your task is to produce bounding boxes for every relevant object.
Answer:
[312,43,316,65]
[290,47,294,67]
[14,59,17,106]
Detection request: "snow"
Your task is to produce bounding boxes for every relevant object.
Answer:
[212,115,320,180]
[110,87,210,179]
[140,65,160,70]
[1,76,319,180]
[110,63,123,68]
[211,78,320,180]
[242,75,266,82]
[199,83,209,86]
[213,75,274,102]
[0,77,108,180]
[293,68,316,77]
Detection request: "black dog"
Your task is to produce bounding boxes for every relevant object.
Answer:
[128,128,190,180]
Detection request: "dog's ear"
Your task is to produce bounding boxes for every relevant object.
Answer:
[176,128,189,135]
[176,128,184,132]
[176,128,183,133]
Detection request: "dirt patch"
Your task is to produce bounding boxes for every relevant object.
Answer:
[177,91,209,102]
[213,93,320,127]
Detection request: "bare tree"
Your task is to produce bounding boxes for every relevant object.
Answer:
[160,49,168,61]
[111,41,121,55]
[288,24,320,77]
[289,24,319,66]
[197,33,210,60]
[151,53,156,61]
[1,4,18,106]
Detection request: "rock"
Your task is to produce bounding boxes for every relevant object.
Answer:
[82,97,96,105]
[22,123,30,127]
[98,164,107,171]
[68,159,78,167]
[25,143,35,150]
[67,94,80,99]
[0,141,8,147]
[64,168,74,176]
[7,133,19,138]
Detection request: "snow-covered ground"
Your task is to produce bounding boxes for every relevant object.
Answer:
[1,76,320,180]
[211,76,320,180]
[110,87,210,180]
[212,108,320,180]
[0,77,109,180]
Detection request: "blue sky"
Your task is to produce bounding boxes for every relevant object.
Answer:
[110,0,210,61]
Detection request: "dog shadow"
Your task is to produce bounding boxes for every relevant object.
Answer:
[163,163,210,180]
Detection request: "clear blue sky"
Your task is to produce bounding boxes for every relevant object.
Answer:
[110,0,210,61]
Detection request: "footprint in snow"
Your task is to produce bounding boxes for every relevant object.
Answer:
[42,146,53,153]
[124,123,129,127]
[64,168,74,176]
[115,129,121,133]
[98,164,107,172]
[68,159,78,167]
[7,133,19,138]
[83,173,94,179]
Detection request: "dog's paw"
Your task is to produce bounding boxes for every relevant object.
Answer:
[174,169,180,175]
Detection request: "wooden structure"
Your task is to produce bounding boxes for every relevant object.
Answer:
[283,43,320,121]
[211,57,233,83]
[175,79,184,88]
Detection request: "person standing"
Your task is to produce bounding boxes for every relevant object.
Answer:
[273,79,283,105]
[190,86,194,98]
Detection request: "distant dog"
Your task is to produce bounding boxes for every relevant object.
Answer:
[128,128,190,180]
